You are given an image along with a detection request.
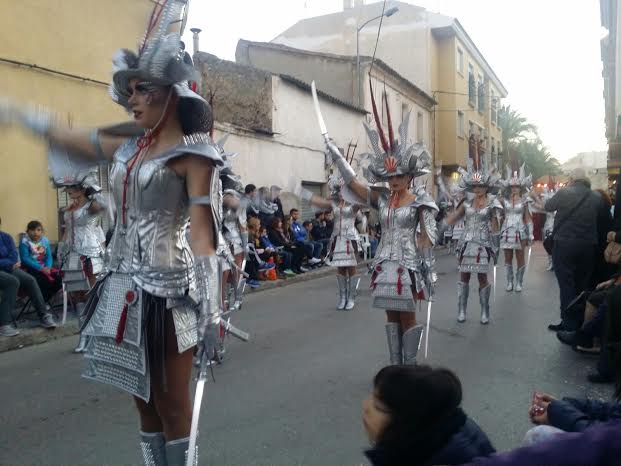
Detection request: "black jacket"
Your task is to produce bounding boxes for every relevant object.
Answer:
[365,411,495,466]
[548,397,621,432]
[545,181,602,245]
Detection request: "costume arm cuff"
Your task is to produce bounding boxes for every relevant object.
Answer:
[193,255,222,363]
[326,141,356,184]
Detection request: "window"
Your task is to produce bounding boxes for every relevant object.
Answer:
[457,47,464,75]
[490,90,498,125]
[401,102,409,122]
[469,121,475,137]
[491,137,496,154]
[416,111,424,142]
[468,64,476,106]
[457,111,465,137]
[478,78,485,114]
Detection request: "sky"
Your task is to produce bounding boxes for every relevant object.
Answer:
[183,0,607,163]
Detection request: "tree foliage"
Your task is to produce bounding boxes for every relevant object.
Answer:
[498,105,560,180]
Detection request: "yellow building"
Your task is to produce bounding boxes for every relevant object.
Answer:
[431,22,507,172]
[0,0,156,240]
[273,1,508,173]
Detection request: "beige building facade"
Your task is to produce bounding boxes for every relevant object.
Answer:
[0,0,156,239]
[273,0,507,172]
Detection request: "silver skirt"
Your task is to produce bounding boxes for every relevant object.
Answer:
[458,241,493,274]
[370,260,425,312]
[327,236,358,267]
[80,273,198,401]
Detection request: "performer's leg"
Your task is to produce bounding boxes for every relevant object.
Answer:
[385,310,403,364]
[515,243,526,292]
[457,272,470,322]
[504,249,514,292]
[478,273,491,324]
[336,268,348,310]
[345,265,358,310]
[399,311,422,365]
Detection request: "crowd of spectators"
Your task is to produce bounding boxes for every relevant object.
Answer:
[0,217,58,337]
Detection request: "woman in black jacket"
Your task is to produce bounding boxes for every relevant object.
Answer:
[268,217,306,273]
[363,365,495,466]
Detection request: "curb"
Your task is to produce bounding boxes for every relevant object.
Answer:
[0,260,372,354]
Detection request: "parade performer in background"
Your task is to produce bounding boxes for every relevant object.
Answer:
[539,180,557,271]
[435,170,466,256]
[0,1,230,463]
[445,137,502,324]
[291,170,363,310]
[498,164,533,292]
[319,81,437,365]
[54,170,107,353]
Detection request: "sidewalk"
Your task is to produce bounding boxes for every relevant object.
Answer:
[0,260,371,353]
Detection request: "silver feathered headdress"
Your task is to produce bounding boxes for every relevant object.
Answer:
[215,134,244,193]
[51,168,101,192]
[108,0,211,134]
[458,136,500,191]
[361,83,431,183]
[499,164,532,191]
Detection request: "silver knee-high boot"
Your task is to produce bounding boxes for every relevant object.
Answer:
[505,264,514,292]
[480,284,492,324]
[515,266,525,292]
[546,255,554,271]
[166,437,196,466]
[140,431,167,466]
[402,324,424,365]
[457,282,469,322]
[336,274,347,310]
[385,323,403,365]
[345,275,358,310]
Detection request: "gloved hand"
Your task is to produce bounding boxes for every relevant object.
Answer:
[193,255,222,367]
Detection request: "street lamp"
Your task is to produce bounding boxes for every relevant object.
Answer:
[356,6,399,107]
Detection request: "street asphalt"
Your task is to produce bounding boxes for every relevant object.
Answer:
[0,244,613,465]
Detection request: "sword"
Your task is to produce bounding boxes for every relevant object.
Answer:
[424,299,432,359]
[525,244,532,283]
[493,264,497,305]
[187,357,207,466]
[311,81,330,143]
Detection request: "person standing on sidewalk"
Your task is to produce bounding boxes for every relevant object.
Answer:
[546,168,603,331]
[0,217,57,336]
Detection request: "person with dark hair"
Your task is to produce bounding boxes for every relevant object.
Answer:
[363,365,495,466]
[546,168,604,332]
[290,208,323,265]
[244,183,258,219]
[19,220,62,304]
[268,217,307,274]
[0,217,56,336]
[0,3,227,462]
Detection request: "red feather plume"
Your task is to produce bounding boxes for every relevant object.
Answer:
[369,79,390,153]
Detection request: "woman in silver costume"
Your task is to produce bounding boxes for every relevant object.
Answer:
[498,165,534,292]
[325,88,437,365]
[54,171,107,353]
[446,140,502,325]
[1,2,223,464]
[293,172,363,310]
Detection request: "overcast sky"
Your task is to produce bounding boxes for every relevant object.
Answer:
[184,0,607,163]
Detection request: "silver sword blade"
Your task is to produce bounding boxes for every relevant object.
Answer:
[493,265,497,305]
[311,81,329,140]
[424,299,432,359]
[186,369,206,466]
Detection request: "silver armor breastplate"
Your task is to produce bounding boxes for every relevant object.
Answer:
[462,199,494,245]
[106,138,193,297]
[374,195,421,269]
[331,202,359,240]
[502,199,526,231]
[64,202,104,257]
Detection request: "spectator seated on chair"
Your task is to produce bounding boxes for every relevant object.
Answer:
[311,212,331,258]
[260,227,295,276]
[19,220,62,303]
[267,217,307,274]
[290,209,323,265]
[0,216,56,336]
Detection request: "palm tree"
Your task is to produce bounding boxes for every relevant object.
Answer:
[498,105,538,152]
